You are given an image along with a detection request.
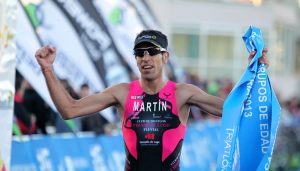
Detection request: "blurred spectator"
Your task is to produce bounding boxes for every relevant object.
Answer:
[166,68,177,82]
[217,78,233,99]
[287,97,300,117]
[13,75,36,135]
[271,96,300,170]
[186,73,207,90]
[22,81,52,134]
[207,80,219,96]
[104,122,119,135]
[79,83,108,134]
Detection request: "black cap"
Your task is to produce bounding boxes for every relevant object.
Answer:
[134,30,168,49]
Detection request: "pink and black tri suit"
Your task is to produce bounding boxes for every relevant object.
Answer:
[122,80,186,171]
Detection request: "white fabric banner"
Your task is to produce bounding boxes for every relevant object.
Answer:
[92,0,183,81]
[17,0,115,122]
[92,0,144,77]
[0,0,17,170]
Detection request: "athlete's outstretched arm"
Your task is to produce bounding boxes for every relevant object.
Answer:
[35,46,118,119]
[177,84,224,117]
[177,48,268,118]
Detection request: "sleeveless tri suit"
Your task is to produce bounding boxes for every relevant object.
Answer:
[122,80,186,171]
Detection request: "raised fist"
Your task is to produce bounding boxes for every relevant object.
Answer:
[35,45,56,70]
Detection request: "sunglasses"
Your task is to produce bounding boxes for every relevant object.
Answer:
[134,47,167,57]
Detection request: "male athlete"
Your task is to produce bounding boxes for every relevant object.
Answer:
[35,30,268,171]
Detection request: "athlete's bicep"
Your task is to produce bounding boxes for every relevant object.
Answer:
[64,85,121,119]
[187,84,224,117]
[76,90,117,116]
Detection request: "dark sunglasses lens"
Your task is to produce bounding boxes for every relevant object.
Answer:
[134,49,144,57]
[134,48,161,57]
[147,48,160,56]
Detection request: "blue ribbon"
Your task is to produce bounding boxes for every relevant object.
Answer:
[216,26,281,171]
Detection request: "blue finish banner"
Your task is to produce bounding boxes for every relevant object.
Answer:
[216,26,281,171]
[11,121,221,171]
[11,134,125,171]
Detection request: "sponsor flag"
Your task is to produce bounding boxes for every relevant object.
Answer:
[52,0,131,87]
[17,0,114,122]
[92,0,147,77]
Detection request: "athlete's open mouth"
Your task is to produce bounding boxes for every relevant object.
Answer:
[142,65,154,70]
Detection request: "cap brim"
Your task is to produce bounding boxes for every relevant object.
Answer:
[134,39,161,49]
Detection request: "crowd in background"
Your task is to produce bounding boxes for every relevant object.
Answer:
[13,71,300,170]
[271,96,300,170]
[13,71,109,136]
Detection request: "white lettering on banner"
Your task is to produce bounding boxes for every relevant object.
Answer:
[64,156,74,171]
[90,145,108,171]
[57,0,111,52]
[133,101,167,112]
[111,151,125,171]
[264,157,272,170]
[246,79,254,96]
[244,79,254,117]
[36,148,53,171]
[221,128,234,171]
[257,66,270,154]
[259,106,268,120]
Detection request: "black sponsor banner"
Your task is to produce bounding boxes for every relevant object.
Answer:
[19,0,105,92]
[18,0,115,122]
[53,0,132,87]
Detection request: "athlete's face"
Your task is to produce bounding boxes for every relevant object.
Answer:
[134,43,169,81]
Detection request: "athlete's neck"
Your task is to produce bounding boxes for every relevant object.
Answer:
[140,77,167,95]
